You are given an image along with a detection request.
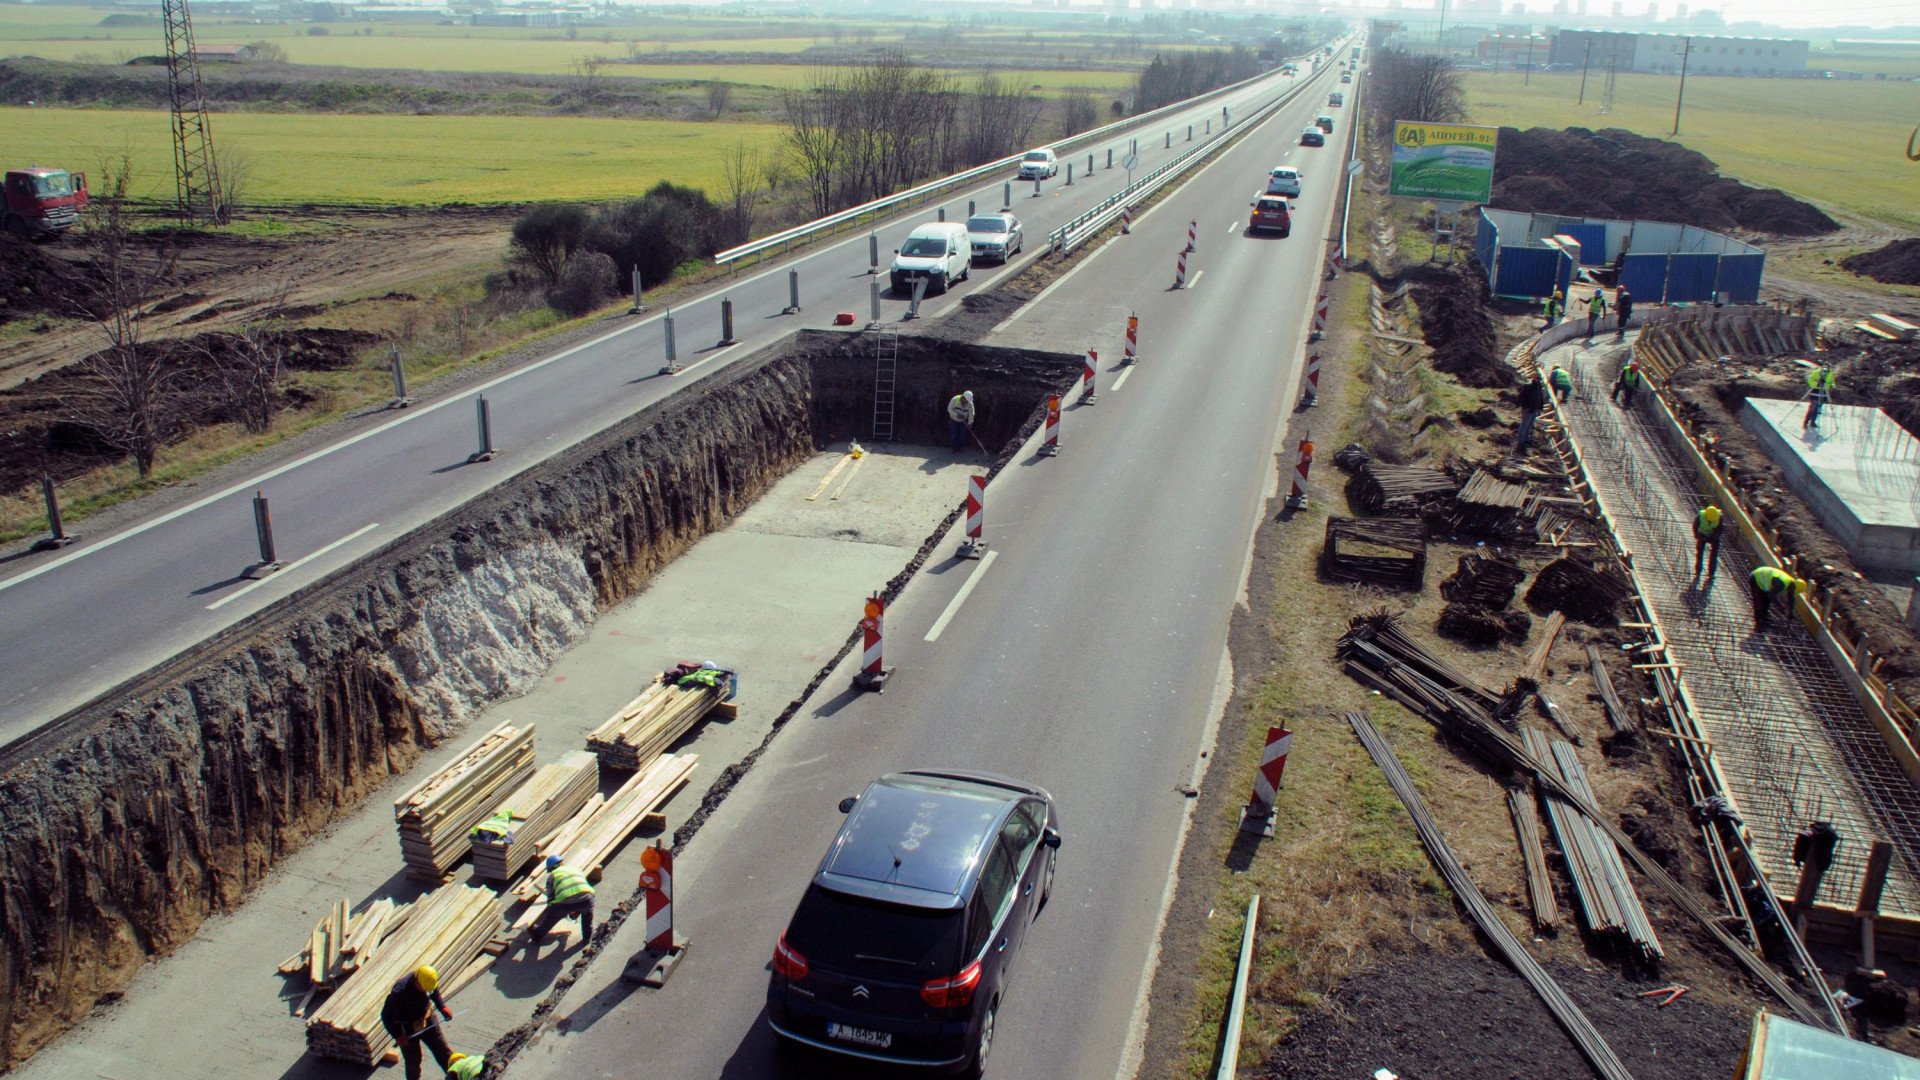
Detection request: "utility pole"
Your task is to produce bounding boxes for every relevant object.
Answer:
[1578,38,1593,103]
[1436,0,1447,54]
[1672,35,1693,135]
[1524,31,1535,84]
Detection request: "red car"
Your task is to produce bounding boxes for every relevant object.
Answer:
[1248,195,1292,236]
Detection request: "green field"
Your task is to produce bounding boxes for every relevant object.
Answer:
[1464,72,1920,231]
[0,107,785,204]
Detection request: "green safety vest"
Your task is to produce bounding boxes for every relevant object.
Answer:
[547,865,595,905]
[1549,368,1572,389]
[1695,509,1722,535]
[676,667,725,690]
[1621,366,1642,387]
[1588,295,1607,315]
[471,810,515,842]
[446,1056,486,1080]
[1752,566,1795,594]
[1807,367,1835,392]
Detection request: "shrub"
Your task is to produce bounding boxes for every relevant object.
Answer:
[582,181,718,288]
[510,202,591,285]
[548,251,618,316]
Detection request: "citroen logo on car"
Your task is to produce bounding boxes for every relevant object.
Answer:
[851,985,871,1000]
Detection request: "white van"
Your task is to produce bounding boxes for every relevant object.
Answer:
[889,222,971,295]
[1016,147,1058,180]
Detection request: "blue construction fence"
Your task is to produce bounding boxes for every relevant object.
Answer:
[1474,208,1765,305]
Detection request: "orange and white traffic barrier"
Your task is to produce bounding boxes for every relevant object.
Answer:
[1285,438,1314,510]
[1081,349,1099,404]
[625,842,689,986]
[1041,395,1061,457]
[853,593,892,692]
[1310,293,1329,341]
[1123,313,1139,366]
[959,474,988,559]
[1185,219,1197,253]
[1239,725,1293,836]
[1302,352,1321,407]
[1175,248,1188,289]
[1121,205,1132,234]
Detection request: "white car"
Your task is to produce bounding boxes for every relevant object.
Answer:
[1016,148,1058,180]
[1265,166,1302,197]
[966,212,1023,264]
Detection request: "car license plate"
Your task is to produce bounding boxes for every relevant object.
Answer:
[827,1022,893,1049]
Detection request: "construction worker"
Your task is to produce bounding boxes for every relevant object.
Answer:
[531,854,596,948]
[1611,357,1645,407]
[381,965,454,1080]
[947,390,976,453]
[1613,286,1634,341]
[1692,504,1724,580]
[1541,289,1564,329]
[1749,566,1805,632]
[1549,364,1573,403]
[1804,362,1836,430]
[1515,370,1547,452]
[446,1051,486,1080]
[1585,288,1609,338]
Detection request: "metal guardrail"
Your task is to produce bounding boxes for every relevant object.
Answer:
[1044,49,1341,258]
[712,40,1349,268]
[1214,892,1261,1080]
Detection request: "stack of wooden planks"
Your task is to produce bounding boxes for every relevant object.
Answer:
[305,885,503,1065]
[586,669,736,772]
[278,897,416,1001]
[394,723,537,881]
[515,752,698,904]
[470,750,601,883]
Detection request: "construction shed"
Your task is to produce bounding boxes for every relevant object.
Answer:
[1474,207,1765,305]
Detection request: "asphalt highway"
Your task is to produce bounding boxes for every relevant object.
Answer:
[0,49,1345,738]
[503,53,1354,1080]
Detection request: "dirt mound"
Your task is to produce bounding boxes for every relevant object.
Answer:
[1840,238,1920,286]
[1409,263,1514,389]
[0,235,84,325]
[1491,127,1838,237]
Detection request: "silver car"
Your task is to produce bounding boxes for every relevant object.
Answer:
[966,213,1023,264]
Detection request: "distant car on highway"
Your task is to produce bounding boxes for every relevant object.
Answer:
[1264,166,1302,197]
[1248,194,1292,236]
[965,213,1023,264]
[1016,148,1058,180]
[1340,72,1352,83]
[1329,91,1344,106]
[767,770,1063,1077]
[1300,126,1325,147]
[1315,114,1335,134]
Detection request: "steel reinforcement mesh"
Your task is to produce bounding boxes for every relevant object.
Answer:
[1557,339,1920,917]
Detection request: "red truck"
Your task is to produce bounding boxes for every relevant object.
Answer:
[4,166,89,239]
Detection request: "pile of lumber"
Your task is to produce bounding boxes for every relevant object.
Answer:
[470,750,600,883]
[1440,552,1527,608]
[1524,729,1663,961]
[1347,461,1458,515]
[1322,516,1429,589]
[515,752,698,904]
[278,897,415,996]
[1525,557,1633,625]
[586,666,737,772]
[394,723,538,881]
[305,885,503,1065]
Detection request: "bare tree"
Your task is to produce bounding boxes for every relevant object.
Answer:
[572,55,607,107]
[718,140,764,246]
[1369,48,1467,125]
[1059,89,1099,138]
[68,159,181,479]
[705,80,733,118]
[214,144,252,214]
[206,274,298,434]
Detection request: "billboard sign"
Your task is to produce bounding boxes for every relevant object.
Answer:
[1390,122,1498,203]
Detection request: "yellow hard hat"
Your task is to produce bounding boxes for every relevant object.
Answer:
[449,1053,467,1064]
[416,965,439,992]
[1793,577,1809,595]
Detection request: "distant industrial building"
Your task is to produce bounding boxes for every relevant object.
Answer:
[1548,28,1808,76]
[471,10,561,25]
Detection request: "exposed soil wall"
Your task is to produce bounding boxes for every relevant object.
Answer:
[0,330,1078,1068]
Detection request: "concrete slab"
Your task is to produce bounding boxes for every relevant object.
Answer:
[11,442,975,1080]
[1740,398,1920,574]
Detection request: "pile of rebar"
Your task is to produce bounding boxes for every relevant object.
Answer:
[1440,552,1527,608]
[1524,729,1664,961]
[1451,469,1533,536]
[1586,644,1639,737]
[1437,603,1531,645]
[1347,461,1459,514]
[1526,556,1633,624]
[1322,518,1429,589]
[1508,787,1560,932]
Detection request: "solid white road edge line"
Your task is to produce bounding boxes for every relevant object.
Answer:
[204,522,381,611]
[924,549,998,642]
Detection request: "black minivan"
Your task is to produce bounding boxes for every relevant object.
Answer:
[767,770,1062,1076]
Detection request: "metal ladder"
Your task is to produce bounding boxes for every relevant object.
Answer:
[872,329,899,441]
